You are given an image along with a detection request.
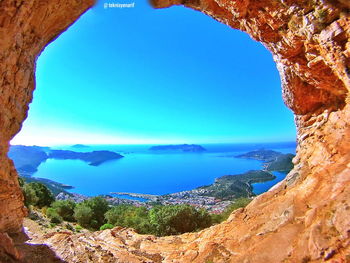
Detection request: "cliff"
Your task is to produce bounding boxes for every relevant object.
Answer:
[0,0,349,262]
[0,0,93,260]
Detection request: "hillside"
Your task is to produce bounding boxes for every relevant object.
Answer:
[197,170,275,200]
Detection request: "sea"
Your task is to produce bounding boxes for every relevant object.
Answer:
[31,142,296,199]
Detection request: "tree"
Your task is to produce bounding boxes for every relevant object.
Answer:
[149,205,212,236]
[85,196,109,228]
[74,196,109,229]
[23,182,54,208]
[46,207,63,224]
[23,184,39,207]
[105,205,152,234]
[52,200,76,221]
[74,204,93,228]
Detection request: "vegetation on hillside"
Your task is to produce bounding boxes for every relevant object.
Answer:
[198,170,275,200]
[265,153,295,172]
[23,182,55,208]
[19,178,251,236]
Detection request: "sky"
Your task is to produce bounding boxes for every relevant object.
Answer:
[11,0,296,146]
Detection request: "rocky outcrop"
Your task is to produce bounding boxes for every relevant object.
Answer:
[0,0,93,232]
[0,0,350,262]
[0,0,93,261]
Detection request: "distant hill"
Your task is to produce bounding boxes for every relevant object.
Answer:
[235,149,282,162]
[22,176,73,196]
[48,150,123,166]
[10,145,124,196]
[235,149,295,172]
[149,144,206,152]
[71,144,90,148]
[8,145,49,175]
[197,170,275,200]
[9,145,124,176]
[264,153,295,172]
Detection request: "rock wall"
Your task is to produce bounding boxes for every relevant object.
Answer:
[0,0,93,260]
[0,0,349,262]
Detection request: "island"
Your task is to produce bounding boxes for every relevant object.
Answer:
[71,144,90,148]
[48,150,124,166]
[149,144,206,152]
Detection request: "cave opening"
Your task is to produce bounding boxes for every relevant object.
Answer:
[9,0,296,237]
[1,0,350,262]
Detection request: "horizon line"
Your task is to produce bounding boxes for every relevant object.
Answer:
[10,140,297,147]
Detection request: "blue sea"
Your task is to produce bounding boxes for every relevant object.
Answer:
[31,142,296,197]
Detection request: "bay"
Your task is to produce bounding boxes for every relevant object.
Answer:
[32,142,296,197]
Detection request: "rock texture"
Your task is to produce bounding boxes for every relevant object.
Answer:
[0,0,93,261]
[1,0,350,262]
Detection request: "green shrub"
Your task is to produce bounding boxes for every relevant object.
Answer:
[24,182,55,208]
[100,223,114,230]
[52,200,76,221]
[18,177,25,187]
[46,207,63,224]
[74,204,93,229]
[86,196,109,228]
[105,204,212,236]
[73,196,109,230]
[149,205,212,236]
[105,205,152,234]
[23,184,39,207]
[75,225,83,232]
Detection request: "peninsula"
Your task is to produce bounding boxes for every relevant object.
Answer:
[10,145,294,213]
[235,149,283,162]
[48,150,123,166]
[235,149,295,172]
[8,145,49,175]
[106,170,276,213]
[9,145,124,177]
[196,170,275,200]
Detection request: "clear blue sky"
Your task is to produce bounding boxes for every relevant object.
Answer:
[12,0,296,146]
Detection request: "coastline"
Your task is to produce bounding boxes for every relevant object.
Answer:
[16,145,295,213]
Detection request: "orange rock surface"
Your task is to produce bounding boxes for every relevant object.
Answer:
[0,0,349,262]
